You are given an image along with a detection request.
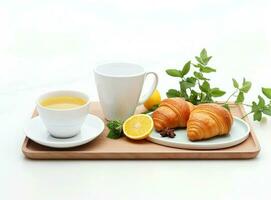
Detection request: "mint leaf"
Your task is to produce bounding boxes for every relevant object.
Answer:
[180,88,189,99]
[252,101,258,112]
[241,80,252,93]
[210,88,226,97]
[200,48,208,60]
[194,72,209,80]
[199,49,212,65]
[193,64,201,68]
[186,77,197,84]
[203,94,214,103]
[180,61,191,77]
[166,69,181,77]
[107,120,122,130]
[236,92,244,103]
[258,95,265,109]
[180,80,195,90]
[253,111,262,121]
[232,78,239,89]
[195,56,204,65]
[200,93,207,102]
[166,89,181,98]
[107,130,122,139]
[107,120,123,139]
[189,90,199,104]
[262,87,271,99]
[200,81,210,93]
[263,106,271,116]
[200,66,216,73]
[206,56,212,64]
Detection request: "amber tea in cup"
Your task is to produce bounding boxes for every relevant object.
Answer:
[40,96,87,110]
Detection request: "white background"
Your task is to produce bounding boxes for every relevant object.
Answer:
[0,0,271,199]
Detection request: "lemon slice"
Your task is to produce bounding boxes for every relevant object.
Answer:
[123,114,154,140]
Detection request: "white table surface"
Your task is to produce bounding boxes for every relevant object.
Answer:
[1,0,271,199]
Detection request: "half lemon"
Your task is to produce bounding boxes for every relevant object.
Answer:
[123,114,154,140]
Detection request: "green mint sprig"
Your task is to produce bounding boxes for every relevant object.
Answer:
[222,78,252,110]
[224,85,271,121]
[166,48,271,122]
[166,48,225,105]
[251,92,271,121]
[107,120,123,139]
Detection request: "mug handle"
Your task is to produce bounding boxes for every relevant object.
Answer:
[138,72,159,105]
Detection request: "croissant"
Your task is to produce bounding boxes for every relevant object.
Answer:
[152,98,194,131]
[187,103,233,141]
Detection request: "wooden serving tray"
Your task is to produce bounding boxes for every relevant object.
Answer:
[22,102,260,160]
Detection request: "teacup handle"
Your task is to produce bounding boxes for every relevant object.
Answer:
[138,72,159,105]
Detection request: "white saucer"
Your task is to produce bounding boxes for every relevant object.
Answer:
[147,116,250,150]
[24,114,105,148]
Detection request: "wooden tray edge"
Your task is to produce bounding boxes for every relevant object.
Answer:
[22,138,260,160]
[22,137,31,157]
[22,150,260,160]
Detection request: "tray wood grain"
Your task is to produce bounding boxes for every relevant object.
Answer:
[22,102,260,160]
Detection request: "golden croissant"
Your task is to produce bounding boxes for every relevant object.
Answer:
[152,98,194,131]
[187,103,233,141]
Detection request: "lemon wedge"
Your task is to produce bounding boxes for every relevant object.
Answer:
[144,90,161,110]
[123,114,153,140]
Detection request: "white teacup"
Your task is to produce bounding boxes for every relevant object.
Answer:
[94,63,158,121]
[37,90,90,138]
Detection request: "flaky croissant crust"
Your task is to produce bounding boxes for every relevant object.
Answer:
[187,103,233,141]
[152,98,194,131]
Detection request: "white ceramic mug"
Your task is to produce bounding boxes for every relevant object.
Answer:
[37,90,90,138]
[94,63,158,121]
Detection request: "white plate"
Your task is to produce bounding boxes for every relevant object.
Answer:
[24,114,105,148]
[147,116,250,150]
